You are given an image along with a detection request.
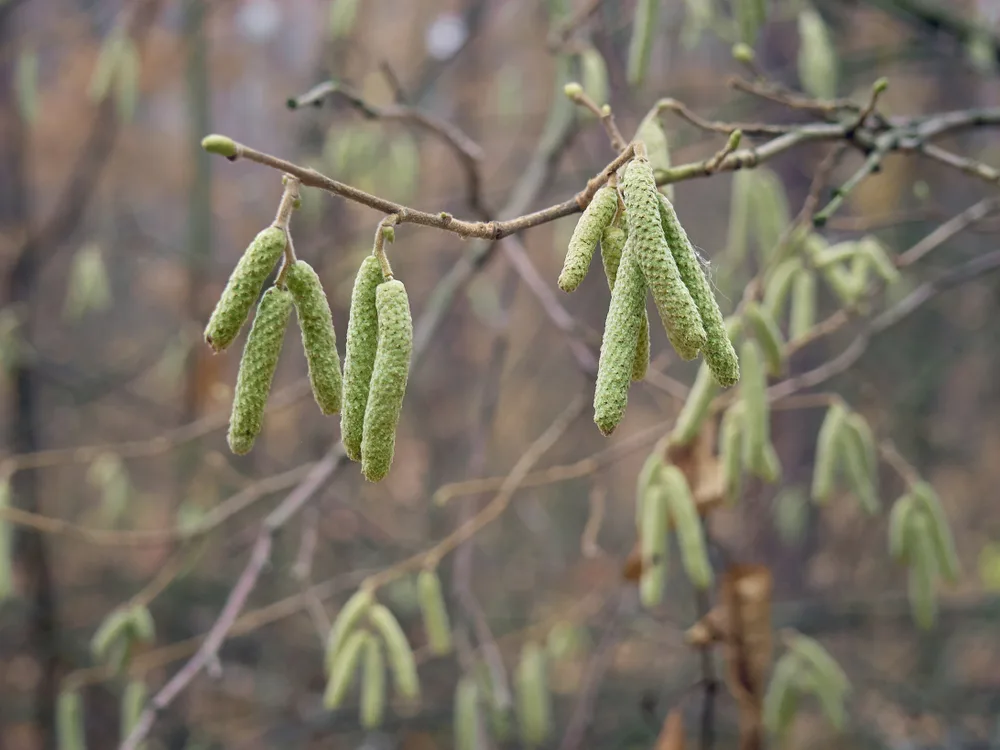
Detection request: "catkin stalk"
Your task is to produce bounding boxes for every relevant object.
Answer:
[286,260,343,415]
[361,280,413,482]
[670,363,719,446]
[515,642,552,748]
[417,569,453,656]
[658,193,739,384]
[360,636,386,729]
[227,287,293,455]
[367,603,421,703]
[558,185,617,292]
[120,680,147,750]
[594,236,646,435]
[661,465,713,589]
[601,223,649,381]
[341,255,384,461]
[739,340,769,474]
[204,226,287,352]
[622,157,706,360]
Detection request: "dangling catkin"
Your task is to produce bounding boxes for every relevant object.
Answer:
[720,404,745,504]
[361,279,413,482]
[120,680,147,749]
[907,513,938,629]
[204,226,287,352]
[57,689,86,750]
[639,484,670,608]
[670,362,719,447]
[324,629,367,709]
[341,255,384,461]
[129,604,155,644]
[454,676,481,750]
[558,185,618,292]
[594,236,646,436]
[755,440,783,484]
[763,257,801,320]
[622,157,706,360]
[286,260,343,415]
[888,494,917,562]
[417,569,453,656]
[360,635,386,729]
[744,301,785,377]
[227,287,292,455]
[787,634,850,694]
[657,193,739,384]
[661,465,713,589]
[911,481,961,582]
[789,266,817,340]
[600,223,649,381]
[515,642,552,748]
[635,450,665,530]
[739,340,769,473]
[840,417,879,515]
[91,607,133,663]
[325,588,374,674]
[811,403,846,504]
[367,603,421,703]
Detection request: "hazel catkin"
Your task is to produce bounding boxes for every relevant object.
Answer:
[657,193,739,385]
[286,260,343,415]
[594,236,646,436]
[417,569,453,656]
[204,226,287,352]
[341,255,384,461]
[361,279,413,482]
[622,157,706,360]
[227,287,292,455]
[601,223,649,381]
[360,635,386,729]
[558,185,618,293]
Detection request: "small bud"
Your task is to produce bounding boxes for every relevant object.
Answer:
[381,225,395,243]
[726,129,743,151]
[201,134,238,158]
[361,280,413,482]
[732,42,756,63]
[873,76,889,94]
[227,287,293,455]
[341,255,384,461]
[563,81,584,99]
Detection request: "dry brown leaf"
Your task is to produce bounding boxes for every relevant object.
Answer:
[655,708,685,750]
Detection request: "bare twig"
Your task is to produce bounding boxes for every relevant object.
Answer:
[897,196,1000,266]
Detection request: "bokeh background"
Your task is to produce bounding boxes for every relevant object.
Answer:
[3,0,1000,748]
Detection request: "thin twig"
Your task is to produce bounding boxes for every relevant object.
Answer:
[897,196,1000,267]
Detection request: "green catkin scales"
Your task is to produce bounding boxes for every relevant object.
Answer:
[120,680,146,750]
[812,403,846,504]
[889,494,916,562]
[341,255,384,461]
[720,404,745,504]
[789,267,817,340]
[744,301,785,377]
[594,236,646,435]
[601,223,649,380]
[286,260,343,415]
[360,636,386,729]
[454,677,481,750]
[361,279,413,482]
[657,193,739,385]
[417,570,453,656]
[205,226,287,352]
[558,185,618,292]
[622,157,706,360]
[515,642,552,748]
[227,286,292,455]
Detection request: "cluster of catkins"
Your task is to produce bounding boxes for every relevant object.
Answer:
[203,222,412,482]
[558,149,740,435]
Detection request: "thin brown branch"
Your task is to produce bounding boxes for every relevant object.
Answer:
[897,196,1000,267]
[657,97,795,136]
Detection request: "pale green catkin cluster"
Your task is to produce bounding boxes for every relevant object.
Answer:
[360,279,413,482]
[204,226,287,352]
[558,185,618,292]
[286,260,343,415]
[228,287,293,455]
[341,255,384,462]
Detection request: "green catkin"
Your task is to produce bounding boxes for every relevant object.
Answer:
[361,279,413,482]
[325,589,374,674]
[367,603,421,703]
[286,260,343,415]
[839,419,879,514]
[762,655,799,736]
[324,630,367,709]
[129,604,155,643]
[744,301,785,377]
[888,494,917,562]
[593,236,646,436]
[720,404,745,504]
[120,680,147,750]
[789,267,817,341]
[657,193,738,384]
[454,676,481,750]
[635,450,665,530]
[558,185,618,293]
[739,340,769,473]
[417,569,453,656]
[788,634,850,693]
[360,636,386,729]
[91,607,133,663]
[661,465,713,589]
[515,642,552,748]
[341,255,384,461]
[622,157,706,360]
[600,223,649,381]
[204,226,287,352]
[639,484,670,608]
[57,689,86,750]
[626,0,659,87]
[811,403,846,504]
[227,287,293,455]
[0,477,10,601]
[669,363,719,447]
[763,257,801,320]
[756,440,783,484]
[911,481,961,581]
[907,514,939,629]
